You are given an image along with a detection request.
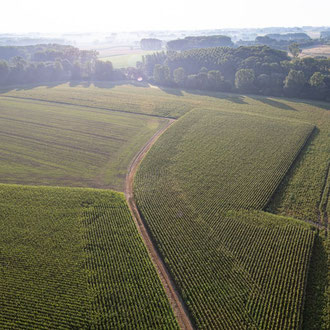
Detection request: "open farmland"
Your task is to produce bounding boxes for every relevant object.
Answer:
[300,45,330,58]
[100,50,155,68]
[0,83,195,118]
[0,83,329,328]
[0,96,166,191]
[7,81,324,226]
[0,184,178,329]
[134,108,317,328]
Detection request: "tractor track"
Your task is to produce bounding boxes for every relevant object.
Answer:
[124,119,194,330]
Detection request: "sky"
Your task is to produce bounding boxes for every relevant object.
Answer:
[1,0,329,33]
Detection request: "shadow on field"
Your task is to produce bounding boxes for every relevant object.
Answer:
[266,127,319,213]
[0,80,150,94]
[302,235,328,329]
[157,87,248,104]
[0,81,65,94]
[159,86,184,96]
[250,95,297,111]
[92,80,149,89]
[69,80,91,88]
[301,99,330,111]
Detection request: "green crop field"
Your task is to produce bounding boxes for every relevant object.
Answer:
[100,50,155,68]
[0,83,329,328]
[0,96,166,191]
[0,83,196,118]
[0,184,178,329]
[134,108,317,328]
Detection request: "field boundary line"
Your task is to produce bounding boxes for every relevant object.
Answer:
[125,119,194,330]
[0,95,176,120]
[318,162,330,234]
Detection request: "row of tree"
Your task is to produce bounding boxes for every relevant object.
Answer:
[143,32,330,56]
[0,43,329,101]
[0,44,97,63]
[0,56,123,86]
[141,46,330,101]
[166,35,234,51]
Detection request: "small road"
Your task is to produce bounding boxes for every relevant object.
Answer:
[125,119,194,330]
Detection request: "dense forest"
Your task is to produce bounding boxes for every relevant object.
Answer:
[141,46,330,101]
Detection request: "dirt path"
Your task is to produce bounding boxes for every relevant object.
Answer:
[125,119,194,330]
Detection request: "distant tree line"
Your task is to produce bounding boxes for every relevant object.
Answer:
[237,32,330,54]
[0,44,125,86]
[143,32,329,61]
[166,35,234,51]
[140,38,162,50]
[0,44,97,62]
[321,30,330,40]
[141,46,330,101]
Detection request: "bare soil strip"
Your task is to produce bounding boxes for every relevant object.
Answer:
[125,119,194,330]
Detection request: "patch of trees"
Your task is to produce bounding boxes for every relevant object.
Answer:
[254,35,321,52]
[0,56,125,86]
[140,38,162,50]
[166,35,233,51]
[321,30,330,40]
[0,44,129,86]
[0,44,97,63]
[266,33,311,41]
[141,46,330,101]
[235,32,329,55]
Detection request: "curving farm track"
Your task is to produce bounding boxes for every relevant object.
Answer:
[125,119,194,330]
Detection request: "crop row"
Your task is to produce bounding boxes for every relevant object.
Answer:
[82,197,178,329]
[0,184,177,329]
[135,109,315,328]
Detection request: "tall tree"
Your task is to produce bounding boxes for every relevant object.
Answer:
[235,69,256,92]
[289,43,301,58]
[0,60,9,84]
[283,69,306,97]
[153,64,170,85]
[173,67,186,86]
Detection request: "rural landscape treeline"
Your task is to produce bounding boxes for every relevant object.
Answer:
[0,34,329,101]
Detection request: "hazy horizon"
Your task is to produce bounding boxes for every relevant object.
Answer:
[1,0,329,34]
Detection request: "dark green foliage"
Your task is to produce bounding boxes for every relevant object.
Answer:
[173,67,186,86]
[283,69,306,97]
[0,44,122,85]
[235,68,256,92]
[140,38,162,50]
[302,235,329,329]
[167,35,234,51]
[94,60,114,80]
[289,43,302,58]
[142,45,330,100]
[0,44,97,62]
[0,184,178,329]
[153,64,171,85]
